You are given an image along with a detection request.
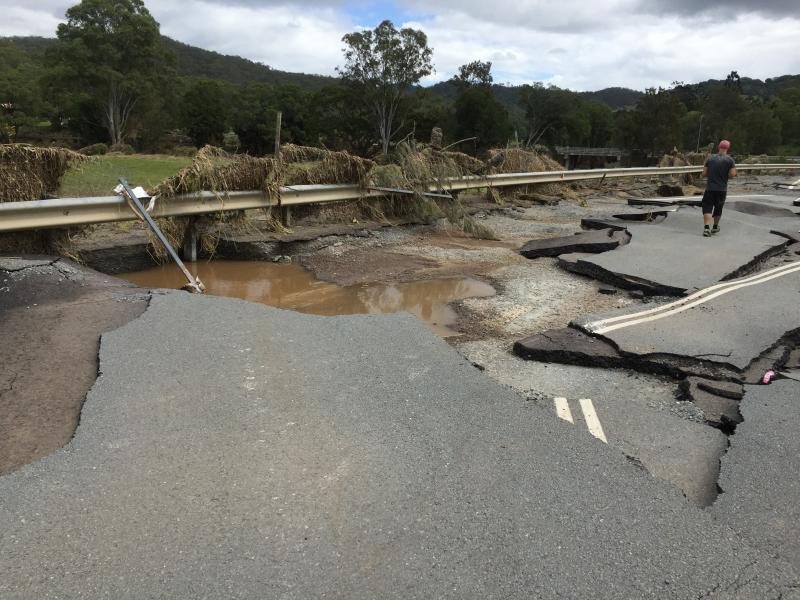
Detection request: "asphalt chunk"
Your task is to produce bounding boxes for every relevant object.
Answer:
[520,228,630,258]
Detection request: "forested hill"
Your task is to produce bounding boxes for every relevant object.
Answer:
[4,35,797,108]
[160,38,335,90]
[580,87,643,109]
[427,81,642,110]
[687,75,800,100]
[1,35,336,92]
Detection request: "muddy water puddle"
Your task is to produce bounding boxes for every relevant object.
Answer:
[121,261,495,337]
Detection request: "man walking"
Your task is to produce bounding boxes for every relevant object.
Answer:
[701,139,737,236]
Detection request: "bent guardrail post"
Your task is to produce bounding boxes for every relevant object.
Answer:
[117,177,205,294]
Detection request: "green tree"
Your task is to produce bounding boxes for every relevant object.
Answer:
[338,20,433,155]
[617,87,686,154]
[518,84,591,148]
[701,85,747,145]
[452,60,511,150]
[231,83,311,155]
[401,88,454,146]
[453,60,493,87]
[47,0,174,146]
[180,79,228,147]
[743,99,781,154]
[680,110,705,152]
[0,42,47,141]
[585,101,615,147]
[307,84,373,155]
[774,86,800,148]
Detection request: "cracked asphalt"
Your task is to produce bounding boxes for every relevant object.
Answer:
[2,180,800,597]
[1,291,799,599]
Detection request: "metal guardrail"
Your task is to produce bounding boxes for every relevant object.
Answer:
[1,164,798,233]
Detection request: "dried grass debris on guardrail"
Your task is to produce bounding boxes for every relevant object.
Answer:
[0,144,88,256]
[0,144,86,203]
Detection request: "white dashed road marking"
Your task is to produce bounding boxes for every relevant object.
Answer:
[554,397,574,423]
[553,397,607,443]
[579,398,608,443]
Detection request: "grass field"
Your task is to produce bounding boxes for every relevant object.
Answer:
[58,154,192,197]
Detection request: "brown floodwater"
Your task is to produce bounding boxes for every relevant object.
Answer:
[120,261,495,337]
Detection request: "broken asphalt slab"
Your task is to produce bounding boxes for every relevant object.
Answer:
[572,259,800,374]
[678,377,742,431]
[519,228,630,258]
[513,326,741,380]
[626,193,789,208]
[2,292,798,599]
[564,203,799,295]
[712,379,800,571]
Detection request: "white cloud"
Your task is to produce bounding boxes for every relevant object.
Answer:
[410,10,800,90]
[0,3,63,37]
[150,1,347,75]
[3,1,799,90]
[404,0,640,33]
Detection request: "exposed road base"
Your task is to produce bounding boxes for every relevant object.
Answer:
[0,255,148,475]
[678,377,742,432]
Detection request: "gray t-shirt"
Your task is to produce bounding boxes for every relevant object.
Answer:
[704,154,735,191]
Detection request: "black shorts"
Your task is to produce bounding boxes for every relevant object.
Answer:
[701,190,727,216]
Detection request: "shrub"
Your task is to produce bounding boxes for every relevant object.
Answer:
[78,142,108,156]
[173,145,199,157]
[109,143,135,154]
[222,130,240,153]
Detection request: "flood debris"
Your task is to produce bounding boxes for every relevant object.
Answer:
[0,144,86,203]
[0,144,88,255]
[657,183,684,197]
[740,342,796,384]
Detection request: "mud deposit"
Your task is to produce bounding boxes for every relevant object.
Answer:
[121,260,496,337]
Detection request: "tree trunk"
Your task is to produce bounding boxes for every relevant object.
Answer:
[103,80,136,146]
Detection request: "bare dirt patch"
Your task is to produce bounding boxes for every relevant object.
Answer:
[0,258,147,475]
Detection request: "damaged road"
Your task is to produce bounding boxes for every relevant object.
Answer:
[1,292,799,599]
[4,176,800,596]
[561,201,799,295]
[512,191,800,542]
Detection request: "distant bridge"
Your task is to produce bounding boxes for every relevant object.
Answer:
[555,147,629,169]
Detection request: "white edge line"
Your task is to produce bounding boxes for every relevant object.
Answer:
[579,399,608,443]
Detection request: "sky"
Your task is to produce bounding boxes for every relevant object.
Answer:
[2,0,799,91]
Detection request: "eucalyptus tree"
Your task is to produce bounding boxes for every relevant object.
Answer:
[48,0,174,146]
[338,20,433,155]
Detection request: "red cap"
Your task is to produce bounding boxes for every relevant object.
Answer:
[719,140,731,150]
